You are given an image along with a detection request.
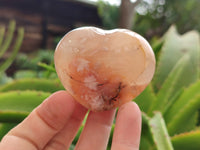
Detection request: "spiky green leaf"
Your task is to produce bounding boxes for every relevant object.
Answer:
[0,26,5,48]
[153,26,200,93]
[134,85,156,114]
[164,80,200,126]
[0,27,24,73]
[0,20,15,58]
[0,123,17,140]
[151,55,189,112]
[0,91,50,123]
[149,112,174,150]
[171,130,200,150]
[166,94,200,135]
[0,78,64,93]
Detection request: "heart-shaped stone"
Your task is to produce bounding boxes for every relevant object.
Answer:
[54,27,155,111]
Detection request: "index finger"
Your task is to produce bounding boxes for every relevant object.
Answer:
[111,102,141,150]
[0,91,76,150]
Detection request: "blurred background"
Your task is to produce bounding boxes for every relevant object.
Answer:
[0,0,200,150]
[0,0,199,76]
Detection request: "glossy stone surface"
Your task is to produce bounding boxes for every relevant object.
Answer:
[54,27,155,111]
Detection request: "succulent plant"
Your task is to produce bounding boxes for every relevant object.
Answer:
[0,20,24,74]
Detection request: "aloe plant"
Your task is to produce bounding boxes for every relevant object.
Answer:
[0,25,200,150]
[0,20,24,86]
[135,25,200,149]
[0,20,24,73]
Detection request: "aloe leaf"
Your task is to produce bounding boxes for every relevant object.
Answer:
[0,78,64,93]
[0,27,24,73]
[0,26,5,48]
[153,25,200,92]
[175,112,198,134]
[134,85,156,114]
[69,144,75,150]
[14,70,38,79]
[149,112,174,150]
[166,94,200,136]
[140,113,155,150]
[162,87,184,115]
[37,62,56,72]
[0,72,13,85]
[164,80,200,135]
[151,55,189,112]
[151,37,164,61]
[0,20,16,58]
[0,91,50,123]
[0,123,17,140]
[171,130,200,150]
[139,136,154,150]
[107,124,115,149]
[0,111,29,123]
[165,80,200,122]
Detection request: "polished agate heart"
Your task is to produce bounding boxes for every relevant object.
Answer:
[54,27,155,111]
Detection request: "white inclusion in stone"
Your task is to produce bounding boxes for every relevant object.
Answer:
[73,48,80,53]
[90,95,104,110]
[84,95,89,101]
[124,46,129,51]
[103,47,108,51]
[104,37,109,42]
[84,76,98,90]
[116,49,121,53]
[80,38,87,44]
[76,58,89,72]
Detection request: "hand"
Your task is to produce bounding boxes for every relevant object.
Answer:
[0,91,141,150]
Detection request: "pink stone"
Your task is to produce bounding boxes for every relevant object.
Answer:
[54,27,155,111]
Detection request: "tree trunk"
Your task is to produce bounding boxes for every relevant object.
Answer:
[119,0,141,29]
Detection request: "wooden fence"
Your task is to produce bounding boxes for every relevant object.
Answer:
[0,0,101,52]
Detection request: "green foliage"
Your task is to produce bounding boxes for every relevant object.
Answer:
[163,0,200,33]
[135,26,200,149]
[153,26,200,93]
[13,50,56,79]
[97,0,119,29]
[14,70,38,79]
[15,50,54,71]
[0,78,64,93]
[0,73,13,85]
[134,85,156,114]
[0,20,15,58]
[97,0,200,38]
[151,55,189,113]
[171,130,200,150]
[165,82,200,135]
[0,123,17,140]
[0,91,50,123]
[0,20,24,73]
[149,112,174,150]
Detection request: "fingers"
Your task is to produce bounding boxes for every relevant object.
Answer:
[75,109,116,150]
[0,92,141,150]
[44,101,88,150]
[111,102,141,150]
[0,91,76,150]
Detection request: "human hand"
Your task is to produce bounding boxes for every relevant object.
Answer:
[0,91,141,150]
